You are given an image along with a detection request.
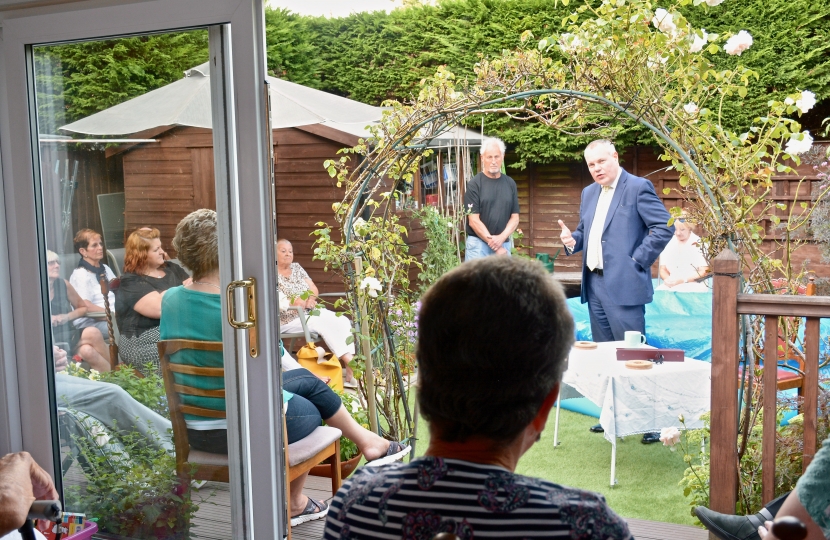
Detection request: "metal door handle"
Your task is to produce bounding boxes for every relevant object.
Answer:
[226,277,259,357]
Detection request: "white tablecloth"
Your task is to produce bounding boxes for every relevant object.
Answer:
[560,341,711,445]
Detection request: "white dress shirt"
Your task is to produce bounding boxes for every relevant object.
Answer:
[586,169,622,270]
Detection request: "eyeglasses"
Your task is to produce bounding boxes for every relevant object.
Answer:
[48,260,60,265]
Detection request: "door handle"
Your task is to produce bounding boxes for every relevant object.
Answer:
[226,277,259,358]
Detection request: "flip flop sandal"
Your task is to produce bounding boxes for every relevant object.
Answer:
[290,497,329,526]
[365,441,412,467]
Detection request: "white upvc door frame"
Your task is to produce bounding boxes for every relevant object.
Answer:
[0,1,289,537]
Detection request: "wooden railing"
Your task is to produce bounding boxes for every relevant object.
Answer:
[710,249,830,514]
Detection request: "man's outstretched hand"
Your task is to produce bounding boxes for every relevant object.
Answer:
[559,220,576,249]
[0,452,59,536]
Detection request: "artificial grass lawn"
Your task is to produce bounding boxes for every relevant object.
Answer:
[408,407,699,527]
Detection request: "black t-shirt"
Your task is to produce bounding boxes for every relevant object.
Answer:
[115,262,189,337]
[464,172,520,239]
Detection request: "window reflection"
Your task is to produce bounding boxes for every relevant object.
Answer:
[34,30,220,539]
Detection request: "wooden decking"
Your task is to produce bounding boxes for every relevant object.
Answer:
[190,475,708,540]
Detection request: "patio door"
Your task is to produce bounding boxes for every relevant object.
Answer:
[0,1,290,538]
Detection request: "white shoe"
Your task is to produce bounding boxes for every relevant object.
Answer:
[365,442,411,467]
[290,497,329,526]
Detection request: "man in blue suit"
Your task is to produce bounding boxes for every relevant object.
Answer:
[559,139,673,342]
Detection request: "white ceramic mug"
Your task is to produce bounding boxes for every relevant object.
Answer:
[624,331,646,348]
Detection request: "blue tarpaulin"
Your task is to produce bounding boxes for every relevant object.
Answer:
[566,285,830,369]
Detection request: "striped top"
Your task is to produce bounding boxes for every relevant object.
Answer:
[324,456,632,539]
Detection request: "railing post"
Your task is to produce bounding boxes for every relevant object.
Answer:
[762,315,778,504]
[710,248,741,514]
[803,317,820,470]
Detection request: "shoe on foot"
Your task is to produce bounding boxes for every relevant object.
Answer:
[641,432,660,444]
[694,506,771,540]
[365,441,411,467]
[290,497,329,526]
[589,424,604,433]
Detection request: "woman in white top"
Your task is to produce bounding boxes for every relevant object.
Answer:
[656,216,709,292]
[68,229,117,340]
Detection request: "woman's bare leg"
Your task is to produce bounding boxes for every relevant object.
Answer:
[324,405,390,461]
[76,343,110,372]
[339,352,355,383]
[79,327,111,365]
[289,472,310,517]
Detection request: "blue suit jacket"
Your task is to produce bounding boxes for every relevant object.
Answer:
[569,169,673,306]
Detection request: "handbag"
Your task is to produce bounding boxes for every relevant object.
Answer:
[296,343,344,392]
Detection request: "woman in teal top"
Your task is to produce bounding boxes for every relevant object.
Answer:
[159,209,410,526]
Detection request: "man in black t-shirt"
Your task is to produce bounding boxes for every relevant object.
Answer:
[464,137,520,261]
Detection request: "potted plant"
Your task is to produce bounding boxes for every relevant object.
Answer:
[311,390,367,479]
[63,419,199,539]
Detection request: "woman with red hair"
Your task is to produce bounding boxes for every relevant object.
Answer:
[115,228,190,376]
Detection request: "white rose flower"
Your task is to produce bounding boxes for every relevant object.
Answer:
[704,0,724,5]
[659,426,681,447]
[360,276,382,298]
[689,30,708,53]
[785,132,813,155]
[652,9,677,35]
[559,33,583,54]
[724,30,753,56]
[785,97,796,105]
[795,90,816,114]
[351,217,369,236]
[683,102,700,115]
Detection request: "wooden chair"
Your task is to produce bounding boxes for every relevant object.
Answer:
[157,339,343,506]
[157,339,229,482]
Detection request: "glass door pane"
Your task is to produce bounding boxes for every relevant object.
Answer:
[30,28,255,539]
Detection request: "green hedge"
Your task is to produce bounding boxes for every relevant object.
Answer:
[37,1,829,164]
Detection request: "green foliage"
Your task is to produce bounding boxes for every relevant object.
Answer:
[95,364,169,419]
[661,414,711,519]
[34,30,209,133]
[411,205,463,292]
[336,390,370,461]
[64,423,198,538]
[264,0,830,164]
[264,8,322,85]
[679,0,830,135]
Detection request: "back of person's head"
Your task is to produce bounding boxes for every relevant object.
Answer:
[123,227,160,273]
[73,229,100,254]
[173,209,218,280]
[417,256,574,446]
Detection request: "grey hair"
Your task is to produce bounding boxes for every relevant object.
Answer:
[584,139,617,155]
[46,250,59,263]
[480,136,506,155]
[172,209,218,280]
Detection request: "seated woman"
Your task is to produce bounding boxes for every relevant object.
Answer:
[656,213,709,292]
[47,250,111,372]
[277,239,357,387]
[115,228,190,376]
[68,228,117,340]
[160,209,410,526]
[325,256,631,539]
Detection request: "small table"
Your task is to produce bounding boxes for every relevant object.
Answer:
[555,341,711,485]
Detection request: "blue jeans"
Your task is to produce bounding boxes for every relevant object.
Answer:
[465,235,512,262]
[283,368,342,444]
[189,368,342,451]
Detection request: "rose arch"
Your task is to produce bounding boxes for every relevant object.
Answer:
[310,0,827,449]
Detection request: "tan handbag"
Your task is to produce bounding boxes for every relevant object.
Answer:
[296,343,344,392]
